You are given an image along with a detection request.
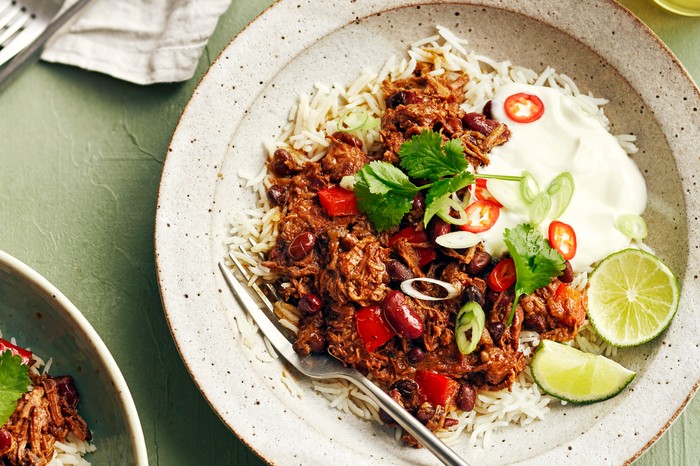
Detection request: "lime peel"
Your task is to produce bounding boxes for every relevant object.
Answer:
[586,248,679,347]
[530,340,636,404]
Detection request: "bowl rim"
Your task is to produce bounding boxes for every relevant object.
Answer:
[155,0,700,464]
[0,249,149,466]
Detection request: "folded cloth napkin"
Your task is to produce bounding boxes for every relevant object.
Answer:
[41,0,232,85]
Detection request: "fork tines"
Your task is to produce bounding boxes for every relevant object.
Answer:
[0,2,33,50]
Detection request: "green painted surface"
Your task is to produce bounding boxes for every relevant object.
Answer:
[0,1,697,465]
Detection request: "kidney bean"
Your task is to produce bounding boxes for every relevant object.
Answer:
[298,293,323,315]
[305,331,326,353]
[489,322,506,344]
[412,192,425,211]
[427,217,451,244]
[386,90,421,108]
[462,284,485,308]
[387,260,414,283]
[467,250,491,275]
[393,379,418,398]
[455,383,476,412]
[0,429,12,451]
[271,148,298,177]
[482,100,494,119]
[379,409,396,426]
[55,376,79,408]
[332,131,363,150]
[266,184,288,206]
[406,346,426,365]
[288,232,317,261]
[462,112,498,135]
[382,290,424,339]
[559,260,574,284]
[415,404,436,424]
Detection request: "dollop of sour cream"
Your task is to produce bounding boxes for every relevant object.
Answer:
[476,83,647,273]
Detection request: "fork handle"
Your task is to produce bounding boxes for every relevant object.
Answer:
[350,375,470,466]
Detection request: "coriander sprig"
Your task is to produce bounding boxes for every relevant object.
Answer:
[503,223,566,325]
[354,130,521,231]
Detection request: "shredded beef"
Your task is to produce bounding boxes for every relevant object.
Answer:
[0,374,91,466]
[263,63,586,445]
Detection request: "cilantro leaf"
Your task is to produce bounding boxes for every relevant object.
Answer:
[423,171,475,226]
[354,162,418,231]
[0,351,30,425]
[503,223,566,325]
[399,130,468,181]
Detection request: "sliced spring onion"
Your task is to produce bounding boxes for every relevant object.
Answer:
[546,172,575,219]
[340,175,356,190]
[337,108,380,132]
[519,170,540,204]
[434,231,481,249]
[529,191,551,225]
[400,278,460,302]
[436,198,469,226]
[616,214,648,240]
[455,301,485,355]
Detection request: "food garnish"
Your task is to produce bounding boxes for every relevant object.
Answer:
[454,301,485,355]
[503,92,545,123]
[503,223,566,325]
[530,339,636,403]
[548,220,577,260]
[615,214,648,240]
[459,199,501,233]
[0,351,30,426]
[586,248,679,347]
[400,278,459,301]
[354,130,521,231]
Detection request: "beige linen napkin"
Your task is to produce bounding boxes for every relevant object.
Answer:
[41,0,232,85]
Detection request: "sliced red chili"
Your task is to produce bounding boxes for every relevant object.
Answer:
[459,200,500,233]
[317,185,359,216]
[504,92,545,123]
[415,370,459,407]
[0,338,32,365]
[389,226,436,267]
[548,220,577,260]
[473,179,502,207]
[355,305,395,352]
[488,258,516,292]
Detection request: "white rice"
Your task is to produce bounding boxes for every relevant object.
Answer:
[0,329,96,465]
[226,26,626,447]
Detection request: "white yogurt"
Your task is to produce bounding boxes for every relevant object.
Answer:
[475,83,647,272]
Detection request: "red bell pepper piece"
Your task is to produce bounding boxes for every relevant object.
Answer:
[318,185,359,216]
[0,338,32,365]
[415,370,459,407]
[388,226,436,267]
[356,305,395,352]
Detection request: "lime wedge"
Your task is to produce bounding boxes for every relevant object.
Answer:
[530,339,636,403]
[587,248,679,347]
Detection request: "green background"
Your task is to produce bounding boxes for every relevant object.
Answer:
[0,1,697,464]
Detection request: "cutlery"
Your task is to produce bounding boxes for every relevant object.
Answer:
[219,247,470,466]
[0,0,93,87]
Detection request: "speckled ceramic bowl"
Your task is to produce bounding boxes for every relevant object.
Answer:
[155,1,700,465]
[0,251,148,465]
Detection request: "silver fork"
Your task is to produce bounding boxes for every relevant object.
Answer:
[219,251,470,466]
[0,0,65,67]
